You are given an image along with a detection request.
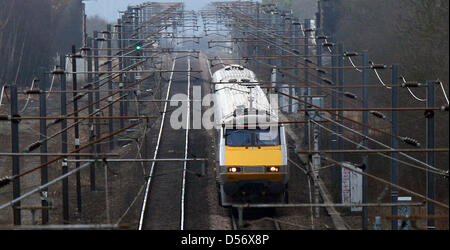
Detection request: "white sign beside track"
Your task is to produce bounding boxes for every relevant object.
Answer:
[341,162,362,212]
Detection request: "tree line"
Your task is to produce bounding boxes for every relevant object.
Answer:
[0,0,82,87]
[264,0,449,227]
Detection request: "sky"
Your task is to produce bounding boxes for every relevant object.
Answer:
[84,0,218,22]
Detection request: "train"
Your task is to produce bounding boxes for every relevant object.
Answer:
[212,64,289,207]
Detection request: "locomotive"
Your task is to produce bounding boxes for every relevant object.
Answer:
[212,65,289,206]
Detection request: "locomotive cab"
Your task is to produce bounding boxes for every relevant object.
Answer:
[212,64,289,207]
[219,126,289,205]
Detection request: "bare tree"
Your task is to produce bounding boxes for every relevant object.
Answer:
[0,0,82,87]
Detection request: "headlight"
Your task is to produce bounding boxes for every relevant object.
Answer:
[266,166,279,172]
[228,167,241,173]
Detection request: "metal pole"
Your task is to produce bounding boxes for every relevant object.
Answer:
[10,84,21,225]
[303,19,311,147]
[293,17,300,127]
[87,37,95,191]
[391,64,399,230]
[39,68,49,225]
[82,3,87,49]
[238,207,244,228]
[105,25,114,150]
[336,43,344,202]
[94,31,102,157]
[123,15,129,118]
[316,29,322,97]
[60,54,69,223]
[72,45,82,214]
[118,19,125,131]
[361,50,369,230]
[331,39,338,200]
[312,124,321,218]
[426,80,435,229]
[374,216,382,230]
[104,161,110,224]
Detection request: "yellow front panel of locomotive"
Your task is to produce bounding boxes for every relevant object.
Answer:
[224,145,283,166]
[225,173,283,182]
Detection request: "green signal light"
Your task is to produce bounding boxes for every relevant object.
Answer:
[136,45,141,50]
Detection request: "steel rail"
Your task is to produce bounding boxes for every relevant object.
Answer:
[138,57,177,230]
[180,57,192,230]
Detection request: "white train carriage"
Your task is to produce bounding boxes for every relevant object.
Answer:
[212,65,289,206]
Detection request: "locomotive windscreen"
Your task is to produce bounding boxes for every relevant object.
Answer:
[225,128,280,146]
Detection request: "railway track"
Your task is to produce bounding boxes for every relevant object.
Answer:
[231,208,281,230]
[138,54,195,230]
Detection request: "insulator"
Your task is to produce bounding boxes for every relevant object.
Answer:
[344,92,358,99]
[0,176,12,188]
[72,53,83,58]
[0,115,10,121]
[316,35,327,40]
[304,58,313,63]
[370,111,387,120]
[344,52,358,57]
[322,42,334,47]
[370,62,387,69]
[316,68,327,74]
[304,28,314,32]
[424,110,434,119]
[24,89,42,95]
[401,82,421,88]
[321,78,333,85]
[81,47,91,51]
[52,69,65,75]
[354,163,366,170]
[95,37,106,41]
[82,83,93,89]
[441,105,449,111]
[52,118,63,125]
[12,114,21,124]
[27,141,42,152]
[101,60,112,66]
[73,94,84,102]
[402,137,421,147]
